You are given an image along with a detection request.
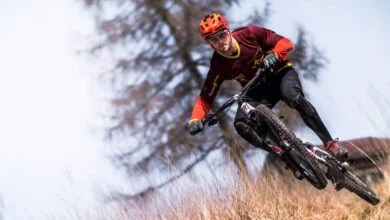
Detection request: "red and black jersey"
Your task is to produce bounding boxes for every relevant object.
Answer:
[190,25,293,121]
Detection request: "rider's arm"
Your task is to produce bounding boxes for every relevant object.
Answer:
[273,37,293,61]
[248,26,293,61]
[189,96,212,123]
[190,68,223,122]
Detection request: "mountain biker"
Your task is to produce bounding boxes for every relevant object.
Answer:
[188,12,349,162]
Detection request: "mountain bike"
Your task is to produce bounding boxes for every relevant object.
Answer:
[201,69,327,190]
[200,69,380,205]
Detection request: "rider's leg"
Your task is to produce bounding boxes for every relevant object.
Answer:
[279,67,349,161]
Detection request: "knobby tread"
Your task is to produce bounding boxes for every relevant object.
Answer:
[340,170,380,205]
[255,104,327,189]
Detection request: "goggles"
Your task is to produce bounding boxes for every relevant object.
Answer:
[206,29,230,45]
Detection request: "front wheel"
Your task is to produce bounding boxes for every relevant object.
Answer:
[287,148,327,189]
[255,104,327,189]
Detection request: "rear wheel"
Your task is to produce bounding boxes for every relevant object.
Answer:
[328,166,380,205]
[255,104,327,189]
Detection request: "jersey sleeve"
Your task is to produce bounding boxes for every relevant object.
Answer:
[190,65,223,121]
[248,26,293,61]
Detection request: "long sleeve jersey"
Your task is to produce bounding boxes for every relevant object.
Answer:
[190,25,293,122]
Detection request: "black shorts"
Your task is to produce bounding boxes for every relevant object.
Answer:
[234,67,304,122]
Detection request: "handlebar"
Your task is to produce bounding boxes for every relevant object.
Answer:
[201,68,266,127]
[202,97,235,126]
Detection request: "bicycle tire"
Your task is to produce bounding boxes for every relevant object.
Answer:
[332,168,380,205]
[255,104,327,189]
[288,147,327,189]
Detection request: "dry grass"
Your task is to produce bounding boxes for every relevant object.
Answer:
[121,165,390,220]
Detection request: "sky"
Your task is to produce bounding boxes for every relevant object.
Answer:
[0,0,129,219]
[0,0,389,219]
[233,0,390,142]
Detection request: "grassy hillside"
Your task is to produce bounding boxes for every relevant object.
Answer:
[122,165,390,220]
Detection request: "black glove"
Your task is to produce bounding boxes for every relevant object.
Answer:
[188,119,204,135]
[263,51,279,72]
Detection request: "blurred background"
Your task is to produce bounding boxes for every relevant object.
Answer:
[0,0,389,219]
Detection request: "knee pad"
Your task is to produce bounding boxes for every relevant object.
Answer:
[283,90,301,108]
[286,94,316,118]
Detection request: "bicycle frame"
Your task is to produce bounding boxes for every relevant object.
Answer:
[305,143,350,168]
[203,69,265,127]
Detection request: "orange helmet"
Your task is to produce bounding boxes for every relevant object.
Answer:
[199,12,229,38]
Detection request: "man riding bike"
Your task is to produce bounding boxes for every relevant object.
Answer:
[188,12,349,163]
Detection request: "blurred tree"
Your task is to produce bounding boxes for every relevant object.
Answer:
[80,0,327,198]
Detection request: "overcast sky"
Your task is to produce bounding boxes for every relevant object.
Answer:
[234,0,390,141]
[0,0,389,219]
[0,0,128,219]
